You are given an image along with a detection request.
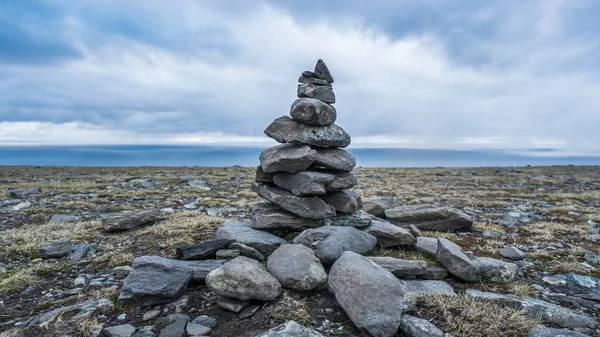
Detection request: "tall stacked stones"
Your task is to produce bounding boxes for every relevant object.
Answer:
[251,60,362,229]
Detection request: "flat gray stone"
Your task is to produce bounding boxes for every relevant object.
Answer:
[252,183,336,219]
[499,246,525,260]
[257,320,324,336]
[290,98,336,126]
[312,147,356,172]
[403,280,456,309]
[264,116,349,148]
[159,319,186,337]
[293,226,377,264]
[584,252,600,266]
[102,209,161,232]
[399,315,445,337]
[191,315,217,328]
[369,257,427,279]
[267,244,327,291]
[206,256,282,301]
[298,75,330,86]
[215,249,240,259]
[228,242,265,261]
[48,214,79,224]
[69,242,92,261]
[39,239,75,259]
[436,238,481,282]
[29,298,113,326]
[259,144,316,173]
[102,324,137,337]
[314,59,334,83]
[215,222,287,256]
[297,83,335,103]
[186,323,211,336]
[217,296,249,313]
[324,210,372,228]
[250,202,323,232]
[361,218,417,248]
[422,266,449,280]
[416,237,439,257]
[527,325,590,337]
[385,205,473,232]
[473,257,519,283]
[175,239,234,260]
[328,252,406,337]
[273,171,356,196]
[465,289,598,329]
[362,197,396,218]
[318,189,362,213]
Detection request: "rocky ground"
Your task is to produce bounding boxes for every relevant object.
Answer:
[0,165,599,337]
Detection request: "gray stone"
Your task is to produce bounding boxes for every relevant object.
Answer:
[362,197,396,218]
[215,222,287,256]
[188,180,209,189]
[584,252,600,266]
[113,266,133,277]
[527,325,590,337]
[256,165,274,183]
[264,116,350,148]
[422,266,449,280]
[29,298,113,326]
[314,59,334,83]
[297,83,335,103]
[293,226,377,264]
[101,324,137,337]
[69,242,92,261]
[257,320,324,337]
[186,323,211,336]
[217,296,249,313]
[403,280,456,308]
[228,242,265,261]
[482,229,503,239]
[175,239,233,260]
[267,244,327,291]
[324,210,372,228]
[158,319,186,337]
[328,252,406,337]
[259,144,316,173]
[465,289,598,329]
[399,315,445,337]
[38,239,75,259]
[312,147,356,172]
[250,202,323,232]
[409,224,423,238]
[473,257,519,283]
[290,98,336,126]
[48,214,79,224]
[416,237,439,257]
[385,205,473,232]
[318,189,362,213]
[206,256,282,301]
[273,171,356,196]
[368,257,427,279]
[11,201,31,211]
[102,209,161,232]
[361,218,416,248]
[215,249,240,259]
[499,246,525,260]
[252,183,336,219]
[238,305,261,319]
[540,273,600,295]
[298,76,330,86]
[191,315,217,328]
[143,310,161,321]
[436,239,481,282]
[133,329,157,337]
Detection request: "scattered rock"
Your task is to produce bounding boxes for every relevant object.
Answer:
[11,201,31,211]
[290,98,337,126]
[69,242,92,261]
[259,144,316,173]
[191,315,217,328]
[403,280,456,308]
[416,237,438,257]
[38,239,75,259]
[436,238,481,282]
[228,242,265,261]
[216,296,249,313]
[48,214,79,224]
[362,197,395,218]
[206,256,282,301]
[250,202,323,231]
[158,319,186,337]
[143,310,161,321]
[499,246,525,260]
[102,209,161,232]
[408,224,422,238]
[368,257,427,279]
[361,218,416,248]
[102,324,137,337]
[584,252,600,266]
[482,229,503,239]
[113,266,134,277]
[473,257,519,283]
[527,324,590,337]
[29,298,113,326]
[239,305,261,319]
[386,204,473,232]
[293,226,377,264]
[186,323,211,336]
[252,182,336,219]
[257,320,324,336]
[175,239,234,260]
[215,249,240,259]
[267,244,327,291]
[422,266,449,280]
[264,116,349,148]
[399,315,446,337]
[215,222,288,256]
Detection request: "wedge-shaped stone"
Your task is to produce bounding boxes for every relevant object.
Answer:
[206,256,282,301]
[312,147,356,172]
[259,144,316,173]
[386,204,473,232]
[416,237,439,257]
[175,239,234,260]
[273,171,356,196]
[255,165,274,183]
[297,83,335,103]
[436,238,481,282]
[252,182,336,219]
[363,196,396,218]
[250,202,323,231]
[314,59,334,83]
[264,116,350,148]
[290,98,337,126]
[318,189,362,213]
[368,257,427,279]
[293,226,377,263]
[361,218,416,248]
[215,221,287,256]
[328,252,406,337]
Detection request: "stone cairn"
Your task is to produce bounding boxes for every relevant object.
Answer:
[251,59,363,230]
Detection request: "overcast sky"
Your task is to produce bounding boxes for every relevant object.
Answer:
[1,0,599,153]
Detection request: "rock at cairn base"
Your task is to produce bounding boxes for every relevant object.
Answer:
[318,189,362,213]
[250,202,323,231]
[214,222,287,256]
[385,204,473,232]
[266,244,327,291]
[264,116,350,148]
[293,226,377,264]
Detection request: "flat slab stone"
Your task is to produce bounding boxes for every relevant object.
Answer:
[102,324,136,337]
[257,320,324,336]
[290,98,337,126]
[312,147,356,172]
[175,239,234,260]
[368,257,427,279]
[416,237,438,257]
[324,210,373,228]
[273,171,356,196]
[318,189,362,213]
[328,251,406,337]
[361,218,416,248]
[215,222,287,256]
[298,75,330,86]
[38,239,75,259]
[48,214,79,224]
[264,116,350,148]
[250,202,323,231]
[252,182,336,219]
[102,209,161,232]
[259,144,316,173]
[528,324,591,337]
[399,315,446,337]
[267,244,327,291]
[499,246,525,260]
[473,257,518,283]
[362,197,396,218]
[297,83,335,103]
[385,204,473,232]
[206,256,282,301]
[403,280,456,309]
[217,295,249,313]
[293,226,377,264]
[436,238,481,282]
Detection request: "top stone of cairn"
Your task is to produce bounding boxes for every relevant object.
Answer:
[300,59,334,84]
